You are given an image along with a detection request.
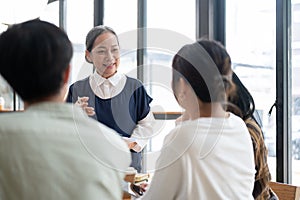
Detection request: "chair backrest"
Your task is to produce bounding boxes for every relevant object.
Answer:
[269,181,300,200]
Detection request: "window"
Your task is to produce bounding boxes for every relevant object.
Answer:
[40,1,59,26]
[291,0,300,185]
[0,76,14,111]
[226,0,277,180]
[144,0,195,170]
[104,0,138,76]
[65,0,94,84]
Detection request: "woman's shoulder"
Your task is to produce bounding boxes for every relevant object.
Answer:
[69,76,90,87]
[72,76,90,84]
[126,76,141,83]
[228,112,243,120]
[68,77,91,91]
[124,76,147,92]
[228,112,248,126]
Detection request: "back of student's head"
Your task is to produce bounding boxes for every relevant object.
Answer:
[172,39,234,103]
[0,19,73,102]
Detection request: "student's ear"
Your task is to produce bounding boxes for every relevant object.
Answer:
[85,50,93,63]
[62,65,71,101]
[63,65,71,84]
[174,77,188,105]
[178,77,188,94]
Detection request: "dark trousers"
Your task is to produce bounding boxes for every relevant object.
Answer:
[130,150,142,173]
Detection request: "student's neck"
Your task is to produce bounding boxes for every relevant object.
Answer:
[189,102,228,120]
[24,94,64,109]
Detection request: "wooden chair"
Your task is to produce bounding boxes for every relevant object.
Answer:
[269,181,300,200]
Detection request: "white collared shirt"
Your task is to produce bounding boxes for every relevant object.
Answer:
[89,71,154,152]
[89,72,126,99]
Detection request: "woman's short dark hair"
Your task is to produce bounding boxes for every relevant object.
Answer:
[172,39,234,103]
[0,19,73,102]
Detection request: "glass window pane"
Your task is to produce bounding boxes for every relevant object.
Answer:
[0,0,48,25]
[292,0,300,186]
[104,0,137,76]
[0,75,14,111]
[146,0,195,112]
[226,0,277,180]
[65,0,94,84]
[0,24,10,111]
[104,0,137,34]
[145,0,195,170]
[40,1,59,26]
[66,0,93,44]
[147,0,195,40]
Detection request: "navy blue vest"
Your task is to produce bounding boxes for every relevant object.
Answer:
[66,76,152,172]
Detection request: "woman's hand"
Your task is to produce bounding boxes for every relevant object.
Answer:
[76,96,95,116]
[122,137,138,150]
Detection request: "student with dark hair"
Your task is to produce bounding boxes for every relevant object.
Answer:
[227,72,278,200]
[0,19,130,200]
[66,25,154,173]
[142,39,255,199]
